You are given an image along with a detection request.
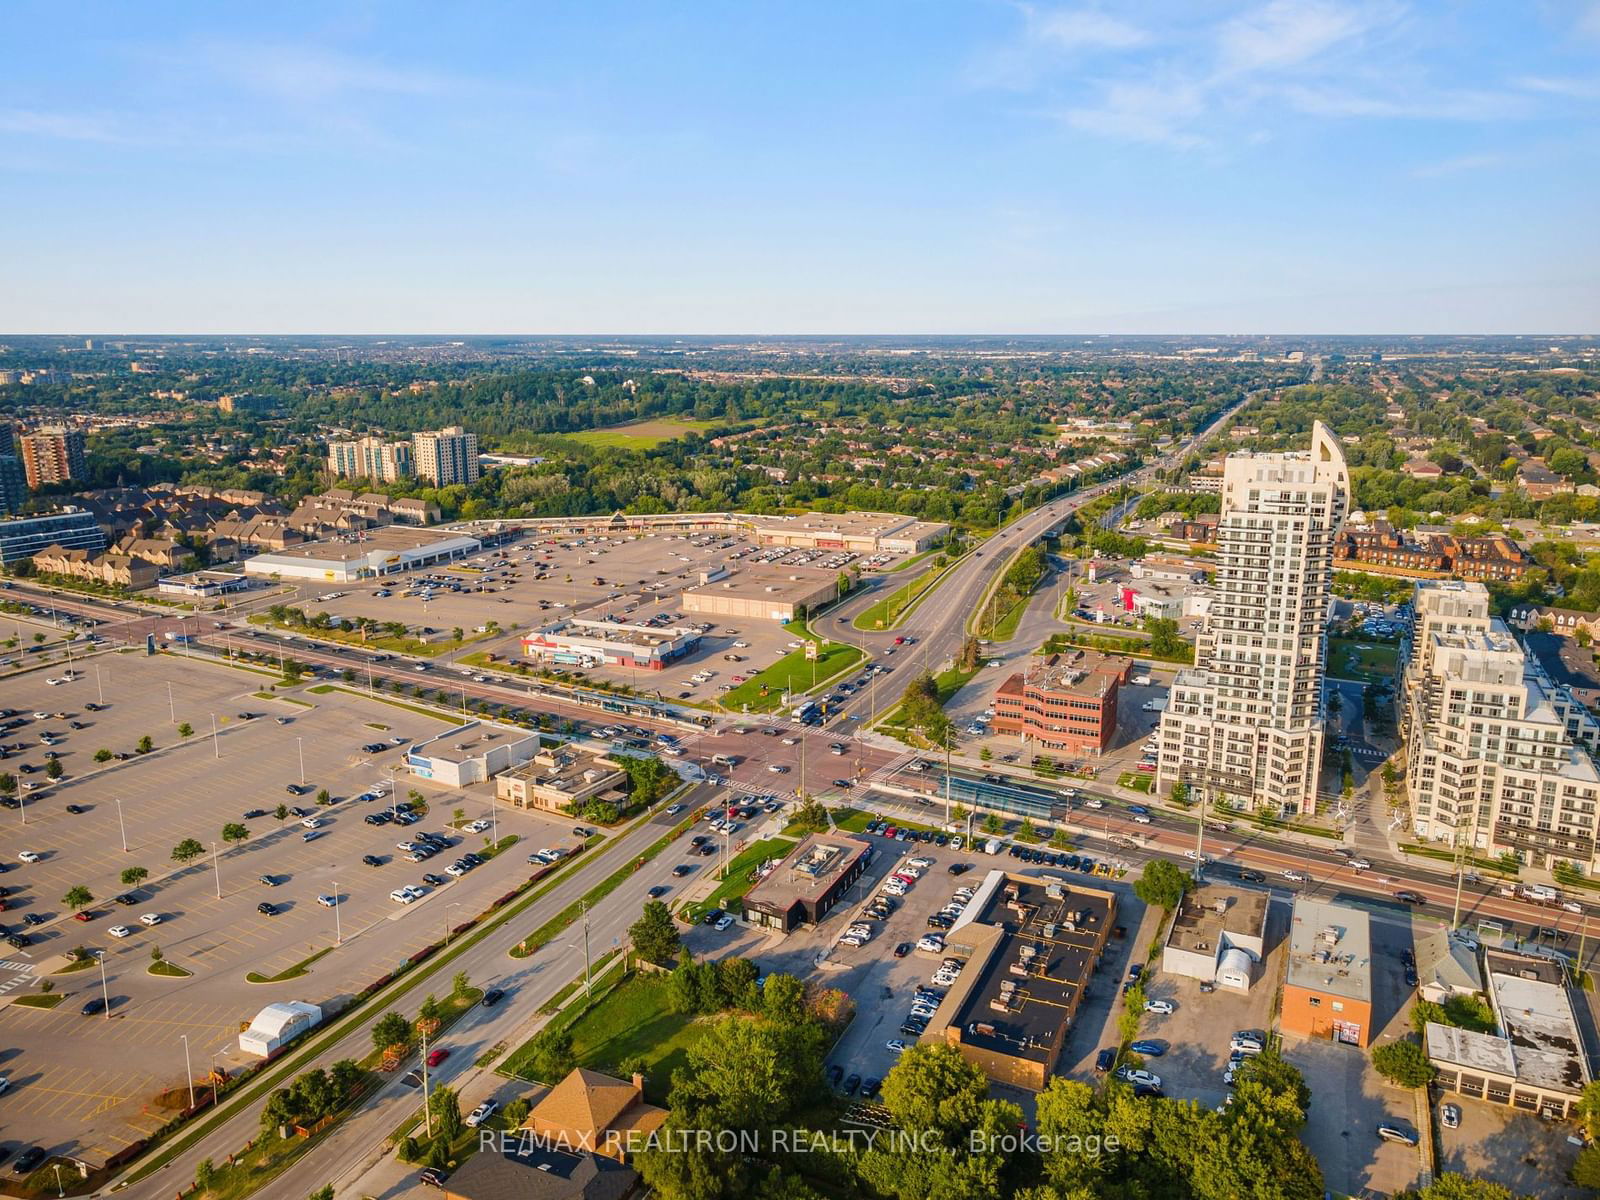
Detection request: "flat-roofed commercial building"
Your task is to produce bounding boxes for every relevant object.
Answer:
[747,511,949,554]
[1426,951,1591,1119]
[242,527,480,583]
[405,720,541,788]
[681,566,841,623]
[1280,898,1372,1047]
[158,569,253,599]
[495,748,628,815]
[741,834,872,933]
[521,617,701,671]
[1160,882,1269,991]
[923,871,1116,1090]
[992,651,1131,756]
[0,507,105,563]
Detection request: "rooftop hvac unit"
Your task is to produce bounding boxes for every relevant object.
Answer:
[1042,923,1056,939]
[1214,898,1229,915]
[973,1022,997,1037]
[1046,883,1064,900]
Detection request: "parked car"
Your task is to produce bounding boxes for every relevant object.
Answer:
[465,1100,499,1128]
[1376,1123,1419,1146]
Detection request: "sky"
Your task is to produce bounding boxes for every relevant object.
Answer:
[3,1,1598,334]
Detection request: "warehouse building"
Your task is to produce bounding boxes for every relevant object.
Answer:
[521,617,701,671]
[242,526,480,583]
[1160,883,1269,991]
[1280,898,1373,1047]
[747,511,949,554]
[681,565,841,622]
[239,1001,323,1059]
[742,834,873,933]
[406,719,541,787]
[924,872,1116,1090]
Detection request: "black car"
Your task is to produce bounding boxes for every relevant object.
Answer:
[1394,890,1426,905]
[843,1073,861,1096]
[285,784,307,795]
[481,987,505,1007]
[419,1168,447,1188]
[114,892,138,906]
[257,902,278,916]
[242,808,267,819]
[1133,1083,1164,1099]
[11,1147,45,1175]
[363,855,383,867]
[80,997,106,1016]
[701,908,726,926]
[670,865,692,878]
[1236,869,1266,883]
[827,1065,844,1088]
[6,933,29,949]
[65,804,85,814]
[401,1069,424,1088]
[648,885,671,898]
[573,826,594,838]
[422,872,447,887]
[893,942,911,958]
[22,913,45,927]
[1094,1048,1117,1074]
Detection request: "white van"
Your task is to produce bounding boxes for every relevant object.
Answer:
[711,753,738,768]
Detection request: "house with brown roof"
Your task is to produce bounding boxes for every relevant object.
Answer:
[519,1068,666,1162]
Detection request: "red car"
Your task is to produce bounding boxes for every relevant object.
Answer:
[425,1047,450,1068]
[73,910,95,922]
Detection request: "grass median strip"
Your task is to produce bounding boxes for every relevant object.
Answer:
[853,567,940,631]
[246,945,335,984]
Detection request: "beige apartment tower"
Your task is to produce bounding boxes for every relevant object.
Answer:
[411,426,479,486]
[20,426,86,489]
[327,436,414,482]
[1156,422,1349,815]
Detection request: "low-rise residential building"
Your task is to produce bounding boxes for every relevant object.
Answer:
[31,543,160,590]
[1414,928,1485,1004]
[1402,581,1600,870]
[1280,898,1373,1047]
[1510,605,1600,642]
[1335,522,1530,581]
[991,651,1131,757]
[1518,459,1574,499]
[495,748,628,815]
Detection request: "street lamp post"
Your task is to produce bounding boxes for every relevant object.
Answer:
[181,1034,195,1109]
[210,712,219,759]
[211,842,221,899]
[115,796,128,851]
[167,680,175,723]
[333,881,343,945]
[297,737,305,786]
[443,901,462,945]
[98,952,110,1020]
[96,663,104,705]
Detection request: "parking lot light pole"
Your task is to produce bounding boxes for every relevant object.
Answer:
[115,796,128,851]
[98,952,110,1020]
[333,881,343,945]
[167,681,175,723]
[444,901,462,945]
[181,1034,195,1109]
[210,712,219,759]
[297,737,305,785]
[95,664,104,705]
[211,842,221,899]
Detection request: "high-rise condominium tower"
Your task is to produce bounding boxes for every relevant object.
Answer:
[1156,421,1349,814]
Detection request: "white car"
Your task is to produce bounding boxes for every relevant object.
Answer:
[396,841,419,853]
[31,712,49,720]
[139,913,162,927]
[390,886,422,904]
[1082,798,1104,809]
[1116,1067,1162,1089]
[781,737,799,746]
[665,804,684,816]
[1281,869,1307,882]
[907,857,934,869]
[465,819,490,834]
[882,881,908,897]
[300,816,322,829]
[1132,814,1152,825]
[317,895,337,908]
[886,1039,906,1053]
[465,1100,499,1128]
[1144,999,1175,1015]
[767,764,789,774]
[108,925,133,938]
[918,935,945,952]
[1348,858,1372,871]
[45,677,66,686]
[16,851,41,864]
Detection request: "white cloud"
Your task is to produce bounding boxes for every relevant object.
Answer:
[1060,77,1208,146]
[192,41,468,103]
[1278,83,1531,120]
[1514,75,1600,101]
[1409,152,1504,178]
[1026,7,1148,51]
[1216,0,1392,74]
[0,109,122,143]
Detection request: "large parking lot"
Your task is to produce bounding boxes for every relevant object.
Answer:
[284,530,908,703]
[0,651,598,1160]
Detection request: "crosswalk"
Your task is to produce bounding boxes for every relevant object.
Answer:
[0,959,34,972]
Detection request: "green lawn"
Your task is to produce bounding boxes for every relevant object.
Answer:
[247,613,496,659]
[881,662,980,731]
[559,417,728,449]
[719,622,863,713]
[1328,637,1400,683]
[682,836,797,921]
[853,568,941,631]
[1117,772,1155,793]
[503,973,710,1102]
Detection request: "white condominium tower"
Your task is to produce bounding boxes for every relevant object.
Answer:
[412,425,480,486]
[326,436,414,482]
[1401,580,1600,871]
[1156,421,1349,815]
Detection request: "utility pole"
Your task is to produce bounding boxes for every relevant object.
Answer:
[581,898,593,993]
[421,1022,433,1136]
[1451,831,1467,931]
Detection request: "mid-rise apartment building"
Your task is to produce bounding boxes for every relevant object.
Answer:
[1156,422,1349,814]
[1402,580,1600,870]
[19,426,86,488]
[326,436,414,482]
[412,425,479,486]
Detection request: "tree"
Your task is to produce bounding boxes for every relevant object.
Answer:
[1372,1038,1435,1088]
[309,1188,335,1200]
[274,803,289,821]
[137,735,153,754]
[1133,859,1193,910]
[0,773,15,798]
[178,722,193,738]
[170,838,205,865]
[371,1012,411,1055]
[519,1026,575,1083]
[221,822,249,845]
[1572,1145,1600,1190]
[1168,781,1189,805]
[981,812,1003,835]
[120,866,149,887]
[630,899,683,967]
[1144,615,1185,657]
[94,748,112,762]
[45,757,63,779]
[194,1159,217,1192]
[429,1085,463,1141]
[762,973,806,1025]
[790,796,827,833]
[1399,1175,1523,1200]
[1574,1079,1600,1143]
[452,970,471,999]
[62,885,94,911]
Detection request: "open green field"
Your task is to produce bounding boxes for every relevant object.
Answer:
[559,417,727,449]
[719,622,862,713]
[1328,636,1400,683]
[853,567,941,630]
[504,973,710,1101]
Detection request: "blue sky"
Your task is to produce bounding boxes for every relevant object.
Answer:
[3,1,1597,334]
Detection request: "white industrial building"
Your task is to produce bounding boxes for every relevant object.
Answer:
[243,527,480,583]
[1160,883,1269,991]
[406,719,542,787]
[239,1001,323,1059]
